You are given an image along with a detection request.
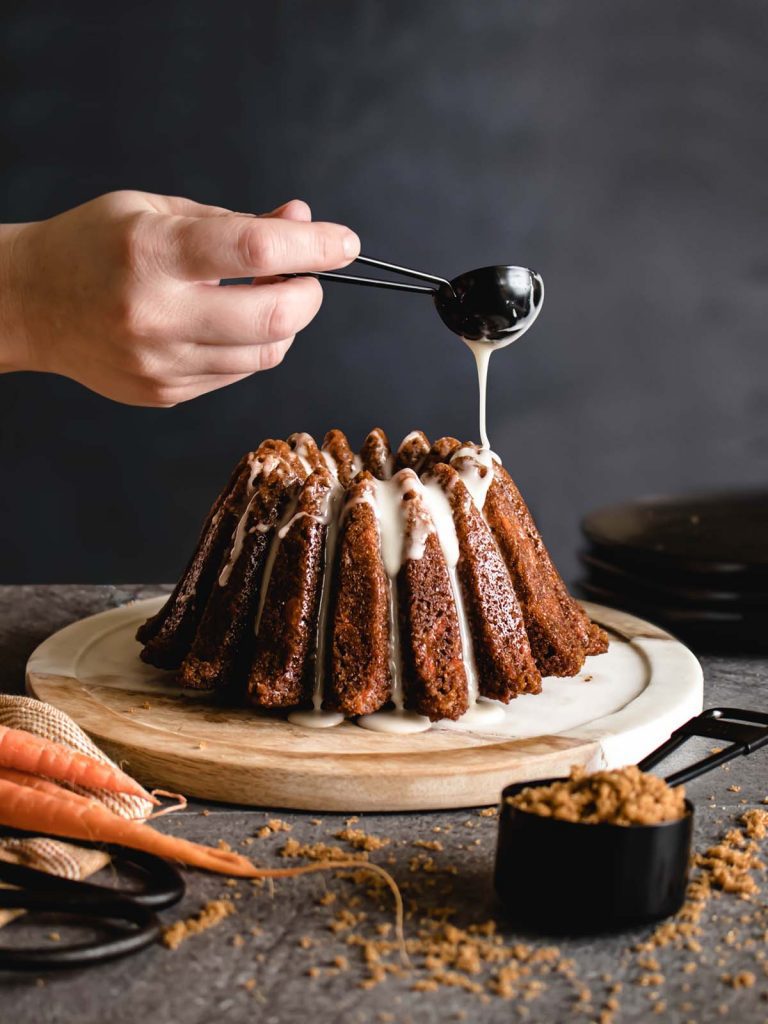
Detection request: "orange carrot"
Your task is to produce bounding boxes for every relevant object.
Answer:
[0,777,407,959]
[0,766,94,803]
[0,778,252,875]
[0,725,153,802]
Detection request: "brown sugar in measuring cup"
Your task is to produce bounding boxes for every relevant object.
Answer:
[494,708,768,933]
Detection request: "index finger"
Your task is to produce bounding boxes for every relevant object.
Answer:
[158,214,361,280]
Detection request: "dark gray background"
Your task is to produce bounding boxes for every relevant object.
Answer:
[1,1,766,585]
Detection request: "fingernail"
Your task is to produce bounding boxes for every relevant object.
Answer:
[342,231,361,258]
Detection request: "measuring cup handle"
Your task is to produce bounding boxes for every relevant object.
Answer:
[638,707,768,788]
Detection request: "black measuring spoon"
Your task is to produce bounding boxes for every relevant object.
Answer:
[494,708,768,934]
[291,256,544,343]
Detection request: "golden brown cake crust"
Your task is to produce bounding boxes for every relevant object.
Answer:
[425,463,541,701]
[487,464,608,673]
[398,489,469,721]
[326,472,392,716]
[178,455,301,691]
[321,430,356,487]
[394,430,430,472]
[360,428,392,480]
[137,450,259,669]
[248,467,335,710]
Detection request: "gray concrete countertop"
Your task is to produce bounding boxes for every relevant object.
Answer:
[2,585,767,1024]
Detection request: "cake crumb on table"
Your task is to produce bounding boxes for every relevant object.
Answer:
[161,899,235,951]
[337,828,389,852]
[258,818,293,838]
[722,970,756,988]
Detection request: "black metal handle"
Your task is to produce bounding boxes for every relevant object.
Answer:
[287,253,452,295]
[638,707,768,787]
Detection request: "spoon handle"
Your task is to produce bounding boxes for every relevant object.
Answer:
[285,253,450,295]
[352,256,451,289]
[304,271,435,295]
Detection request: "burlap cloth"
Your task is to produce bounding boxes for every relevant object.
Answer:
[0,694,153,926]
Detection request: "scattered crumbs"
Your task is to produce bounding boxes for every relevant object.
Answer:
[345,816,360,826]
[249,925,263,937]
[48,932,61,942]
[318,891,337,906]
[217,839,232,852]
[231,933,245,948]
[711,747,724,755]
[478,807,497,817]
[337,828,389,852]
[582,675,593,682]
[682,961,697,974]
[310,818,323,826]
[242,978,256,992]
[199,808,211,817]
[140,700,151,710]
[333,955,350,970]
[722,971,756,989]
[306,966,322,978]
[280,838,358,862]
[257,818,292,838]
[413,839,444,852]
[161,899,235,950]
[299,936,314,950]
[728,785,742,793]
[742,808,768,839]
[241,837,254,847]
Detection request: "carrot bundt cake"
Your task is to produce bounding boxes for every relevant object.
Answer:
[137,429,607,730]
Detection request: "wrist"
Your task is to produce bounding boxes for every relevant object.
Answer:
[0,222,35,372]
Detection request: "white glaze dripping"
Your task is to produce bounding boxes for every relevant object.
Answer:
[463,335,519,451]
[355,472,431,733]
[218,494,257,587]
[420,477,481,706]
[450,447,497,513]
[252,498,299,637]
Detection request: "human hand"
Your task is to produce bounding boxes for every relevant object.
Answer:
[0,191,359,405]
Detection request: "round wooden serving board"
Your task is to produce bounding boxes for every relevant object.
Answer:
[26,598,703,811]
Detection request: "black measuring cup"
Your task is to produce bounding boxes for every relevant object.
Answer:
[494,708,768,933]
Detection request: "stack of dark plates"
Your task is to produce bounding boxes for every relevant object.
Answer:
[577,490,768,653]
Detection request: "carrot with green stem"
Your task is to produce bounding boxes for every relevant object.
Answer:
[0,778,407,961]
[0,725,153,802]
